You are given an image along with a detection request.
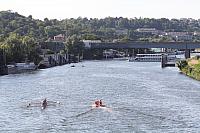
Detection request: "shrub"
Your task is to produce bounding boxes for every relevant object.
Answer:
[177,60,188,70]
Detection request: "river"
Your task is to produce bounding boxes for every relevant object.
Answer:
[1,60,200,133]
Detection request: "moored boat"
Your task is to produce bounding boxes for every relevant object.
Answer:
[128,54,177,62]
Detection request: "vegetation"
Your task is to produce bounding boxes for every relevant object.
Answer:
[1,10,200,63]
[65,35,84,56]
[177,57,200,80]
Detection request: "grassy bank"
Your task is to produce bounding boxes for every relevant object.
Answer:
[177,56,200,80]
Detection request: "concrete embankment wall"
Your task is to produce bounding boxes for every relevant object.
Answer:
[0,50,8,75]
[38,53,80,69]
[0,66,8,75]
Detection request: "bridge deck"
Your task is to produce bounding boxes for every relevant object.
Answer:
[90,42,200,49]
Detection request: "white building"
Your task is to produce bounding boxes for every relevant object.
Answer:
[82,40,101,48]
[175,35,193,41]
[194,31,200,36]
[136,28,160,35]
[165,32,188,38]
[115,29,128,35]
[54,34,65,42]
[165,32,192,41]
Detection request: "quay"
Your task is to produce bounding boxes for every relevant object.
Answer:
[161,54,176,68]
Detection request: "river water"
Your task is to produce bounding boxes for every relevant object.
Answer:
[1,60,200,133]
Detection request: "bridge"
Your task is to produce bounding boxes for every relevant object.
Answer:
[88,42,200,58]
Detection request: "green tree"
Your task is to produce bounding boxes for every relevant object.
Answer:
[65,35,84,56]
[4,33,24,63]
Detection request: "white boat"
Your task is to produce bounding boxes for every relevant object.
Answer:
[128,54,177,62]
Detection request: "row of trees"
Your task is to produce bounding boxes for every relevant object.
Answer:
[0,33,41,64]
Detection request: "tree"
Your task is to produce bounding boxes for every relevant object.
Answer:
[4,33,24,63]
[28,15,32,20]
[65,35,84,56]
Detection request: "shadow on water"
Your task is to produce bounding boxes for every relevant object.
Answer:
[61,108,106,122]
[116,107,189,128]
[75,108,94,117]
[60,106,114,125]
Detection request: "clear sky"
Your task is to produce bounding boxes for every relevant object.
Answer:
[0,0,199,20]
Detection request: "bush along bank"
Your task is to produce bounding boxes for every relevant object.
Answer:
[177,56,200,80]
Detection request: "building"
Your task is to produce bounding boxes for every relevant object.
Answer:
[115,29,128,35]
[136,28,160,35]
[54,34,65,42]
[194,31,200,36]
[165,32,192,41]
[175,35,193,41]
[112,39,121,43]
[165,32,188,38]
[82,40,101,48]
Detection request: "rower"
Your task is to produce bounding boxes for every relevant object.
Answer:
[95,100,100,107]
[99,99,106,107]
[100,100,102,106]
[27,103,31,107]
[42,98,47,109]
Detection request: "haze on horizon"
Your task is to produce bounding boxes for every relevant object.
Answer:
[0,0,199,20]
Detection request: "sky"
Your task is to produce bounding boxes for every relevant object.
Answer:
[0,0,199,20]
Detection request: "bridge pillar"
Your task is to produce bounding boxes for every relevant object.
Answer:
[78,53,80,62]
[128,49,136,57]
[132,49,136,57]
[125,49,129,57]
[185,49,191,59]
[161,54,167,68]
[127,49,132,57]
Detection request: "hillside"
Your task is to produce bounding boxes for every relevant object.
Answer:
[1,11,200,42]
[1,11,200,63]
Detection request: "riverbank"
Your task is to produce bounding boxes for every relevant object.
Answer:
[0,54,81,76]
[177,56,200,80]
